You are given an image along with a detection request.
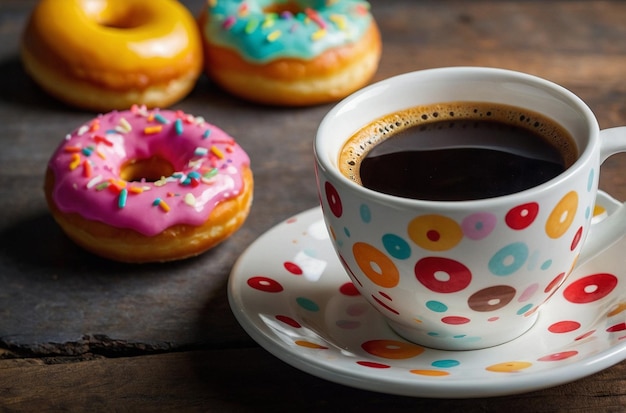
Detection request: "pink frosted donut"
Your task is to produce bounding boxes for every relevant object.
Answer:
[44,106,253,263]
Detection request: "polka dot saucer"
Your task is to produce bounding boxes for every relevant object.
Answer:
[228,192,626,398]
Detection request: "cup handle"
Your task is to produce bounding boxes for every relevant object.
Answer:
[578,126,626,266]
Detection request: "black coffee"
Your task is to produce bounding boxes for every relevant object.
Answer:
[339,102,577,201]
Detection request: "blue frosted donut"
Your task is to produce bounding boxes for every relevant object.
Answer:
[199,0,382,106]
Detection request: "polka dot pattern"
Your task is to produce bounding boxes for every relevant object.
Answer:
[231,203,626,396]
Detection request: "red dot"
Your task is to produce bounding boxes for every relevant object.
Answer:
[505,202,539,230]
[545,272,566,293]
[275,315,301,328]
[356,361,391,369]
[426,230,441,242]
[575,330,596,341]
[538,350,578,361]
[415,257,472,293]
[339,282,360,296]
[325,181,343,217]
[563,273,618,303]
[247,276,283,293]
[607,323,626,333]
[571,226,583,251]
[378,291,392,301]
[284,261,303,275]
[441,316,470,325]
[548,320,581,333]
[372,295,400,315]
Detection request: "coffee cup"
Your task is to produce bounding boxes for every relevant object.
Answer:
[314,67,626,350]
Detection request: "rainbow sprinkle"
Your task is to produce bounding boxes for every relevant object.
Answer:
[69,153,81,170]
[118,188,128,208]
[223,15,236,30]
[86,175,103,189]
[267,30,282,42]
[195,147,209,157]
[184,193,196,207]
[144,125,163,135]
[153,198,170,212]
[329,14,347,30]
[175,119,184,136]
[82,160,92,178]
[93,135,113,146]
[203,168,219,180]
[154,113,169,124]
[245,18,259,34]
[210,145,225,159]
[64,146,81,153]
[306,8,327,29]
[311,29,327,41]
[118,118,132,133]
[95,181,110,191]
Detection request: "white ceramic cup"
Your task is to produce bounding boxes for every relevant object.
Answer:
[314,67,626,350]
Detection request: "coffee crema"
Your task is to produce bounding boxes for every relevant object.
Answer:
[339,102,578,201]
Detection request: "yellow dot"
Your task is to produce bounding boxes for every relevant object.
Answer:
[486,361,532,373]
[546,191,578,239]
[352,242,399,288]
[608,302,626,317]
[408,214,463,251]
[593,204,606,217]
[409,369,450,377]
[295,340,328,349]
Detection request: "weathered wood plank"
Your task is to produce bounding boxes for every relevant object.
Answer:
[1,349,625,412]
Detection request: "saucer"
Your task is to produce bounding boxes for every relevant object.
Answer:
[228,192,626,398]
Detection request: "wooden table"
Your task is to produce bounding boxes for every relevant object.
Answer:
[1,0,625,411]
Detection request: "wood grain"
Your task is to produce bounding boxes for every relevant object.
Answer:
[1,0,625,411]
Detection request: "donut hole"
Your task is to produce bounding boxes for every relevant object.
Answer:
[263,1,303,15]
[82,0,151,29]
[120,156,175,183]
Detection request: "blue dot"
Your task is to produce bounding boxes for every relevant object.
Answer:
[296,297,319,312]
[432,359,460,368]
[382,233,411,259]
[360,204,371,223]
[587,169,595,192]
[517,303,533,315]
[489,242,529,276]
[303,248,317,258]
[427,332,440,337]
[540,259,552,270]
[526,250,540,271]
[585,206,591,219]
[426,300,448,313]
[343,227,350,237]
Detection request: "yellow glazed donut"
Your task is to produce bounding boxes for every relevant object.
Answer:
[199,0,382,106]
[21,0,203,111]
